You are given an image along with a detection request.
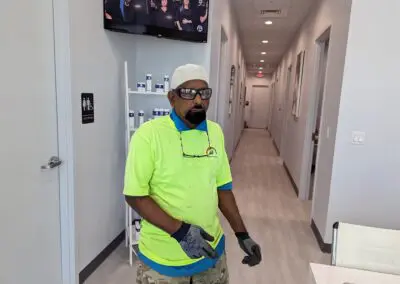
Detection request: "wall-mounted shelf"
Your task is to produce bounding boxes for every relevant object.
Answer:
[128,90,167,96]
[124,61,169,267]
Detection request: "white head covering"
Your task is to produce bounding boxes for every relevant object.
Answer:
[170,64,209,89]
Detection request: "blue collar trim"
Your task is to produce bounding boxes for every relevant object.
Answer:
[170,109,208,132]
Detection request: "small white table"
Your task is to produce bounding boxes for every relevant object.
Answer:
[310,263,400,284]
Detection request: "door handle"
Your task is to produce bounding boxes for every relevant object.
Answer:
[41,156,63,170]
[312,132,319,143]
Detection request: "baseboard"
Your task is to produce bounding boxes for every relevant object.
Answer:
[283,162,299,197]
[79,230,125,284]
[272,139,280,155]
[311,219,332,254]
[229,130,244,163]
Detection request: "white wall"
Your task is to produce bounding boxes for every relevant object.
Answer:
[68,0,134,271]
[245,75,272,124]
[270,0,352,221]
[323,0,400,242]
[208,0,246,158]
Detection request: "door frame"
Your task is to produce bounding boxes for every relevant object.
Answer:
[215,25,229,129]
[53,0,76,283]
[299,27,331,201]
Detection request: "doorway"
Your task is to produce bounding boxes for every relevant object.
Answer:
[308,29,331,200]
[280,65,293,155]
[0,0,73,283]
[247,85,271,129]
[268,82,276,130]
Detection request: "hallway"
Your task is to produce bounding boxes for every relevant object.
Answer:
[86,129,329,284]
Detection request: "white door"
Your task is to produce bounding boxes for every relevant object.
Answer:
[248,86,271,129]
[0,1,63,283]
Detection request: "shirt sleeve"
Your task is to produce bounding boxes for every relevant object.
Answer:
[216,126,233,191]
[123,126,154,197]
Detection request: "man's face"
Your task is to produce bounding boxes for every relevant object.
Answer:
[161,0,167,7]
[168,80,210,126]
[184,0,189,5]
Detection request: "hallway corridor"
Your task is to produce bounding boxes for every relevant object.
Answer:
[86,129,329,284]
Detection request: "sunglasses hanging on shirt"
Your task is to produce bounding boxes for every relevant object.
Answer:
[179,131,217,158]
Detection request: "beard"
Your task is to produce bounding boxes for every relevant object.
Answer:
[185,106,206,125]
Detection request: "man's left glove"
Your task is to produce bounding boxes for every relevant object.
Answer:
[236,232,262,267]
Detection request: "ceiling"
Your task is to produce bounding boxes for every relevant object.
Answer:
[231,0,317,75]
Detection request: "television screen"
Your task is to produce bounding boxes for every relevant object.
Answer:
[104,0,209,43]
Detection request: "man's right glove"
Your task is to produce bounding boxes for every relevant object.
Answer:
[172,222,218,259]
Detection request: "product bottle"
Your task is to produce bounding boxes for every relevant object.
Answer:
[146,74,152,92]
[157,108,162,118]
[164,75,170,92]
[152,108,157,119]
[129,110,135,130]
[138,110,145,125]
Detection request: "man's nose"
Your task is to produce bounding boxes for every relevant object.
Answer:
[194,94,202,104]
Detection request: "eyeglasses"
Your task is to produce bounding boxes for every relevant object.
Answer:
[179,131,217,158]
[174,88,213,100]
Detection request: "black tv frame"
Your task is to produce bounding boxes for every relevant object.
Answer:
[103,0,209,43]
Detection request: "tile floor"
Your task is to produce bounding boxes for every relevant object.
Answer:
[85,129,329,284]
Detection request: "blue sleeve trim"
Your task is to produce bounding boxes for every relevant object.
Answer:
[217,182,233,191]
[138,236,225,277]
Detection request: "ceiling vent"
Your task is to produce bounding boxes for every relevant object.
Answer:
[259,8,288,18]
[260,9,281,15]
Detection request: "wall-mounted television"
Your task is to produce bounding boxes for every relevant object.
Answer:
[104,0,209,43]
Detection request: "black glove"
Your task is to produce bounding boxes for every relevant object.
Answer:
[236,232,262,267]
[172,222,218,259]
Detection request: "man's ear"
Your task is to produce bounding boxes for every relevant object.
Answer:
[168,91,175,107]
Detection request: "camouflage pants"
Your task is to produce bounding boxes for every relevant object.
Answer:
[136,253,229,284]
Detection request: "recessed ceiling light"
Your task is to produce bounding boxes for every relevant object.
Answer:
[134,4,142,8]
[261,52,267,55]
[260,60,265,63]
[262,40,269,44]
[265,20,273,25]
[259,67,263,70]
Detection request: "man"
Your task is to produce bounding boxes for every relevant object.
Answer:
[124,64,262,284]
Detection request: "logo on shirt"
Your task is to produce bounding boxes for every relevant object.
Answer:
[206,146,217,157]
[197,25,204,32]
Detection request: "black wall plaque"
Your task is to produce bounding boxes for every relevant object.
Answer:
[81,93,94,124]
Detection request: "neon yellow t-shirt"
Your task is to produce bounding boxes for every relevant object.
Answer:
[123,110,232,277]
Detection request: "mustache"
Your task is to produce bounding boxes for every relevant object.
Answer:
[190,105,205,111]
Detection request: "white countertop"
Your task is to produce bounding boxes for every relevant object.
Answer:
[310,263,400,284]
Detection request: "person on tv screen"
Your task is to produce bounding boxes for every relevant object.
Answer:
[129,0,153,25]
[104,0,124,24]
[152,0,175,29]
[175,0,194,32]
[122,0,136,23]
[194,0,208,33]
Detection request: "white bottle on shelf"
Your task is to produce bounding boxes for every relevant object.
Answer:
[164,75,170,92]
[129,110,135,131]
[146,74,152,92]
[138,110,145,126]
